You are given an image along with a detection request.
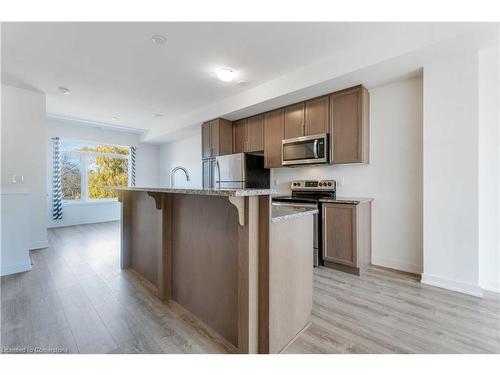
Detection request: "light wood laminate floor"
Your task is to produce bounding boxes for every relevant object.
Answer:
[1,222,499,354]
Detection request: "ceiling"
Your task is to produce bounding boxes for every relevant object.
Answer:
[1,22,495,142]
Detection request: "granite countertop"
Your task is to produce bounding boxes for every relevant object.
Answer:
[271,203,319,223]
[318,197,374,204]
[112,186,275,197]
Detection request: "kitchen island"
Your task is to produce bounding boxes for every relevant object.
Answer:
[113,187,316,354]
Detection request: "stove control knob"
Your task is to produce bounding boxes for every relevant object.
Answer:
[319,183,323,186]
[328,182,332,186]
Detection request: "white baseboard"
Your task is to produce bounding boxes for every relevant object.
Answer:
[480,280,500,294]
[421,273,483,297]
[1,259,32,277]
[48,218,120,228]
[30,240,49,250]
[371,256,422,274]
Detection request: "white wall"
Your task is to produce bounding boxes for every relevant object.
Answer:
[422,53,482,296]
[272,77,424,274]
[159,130,202,188]
[1,84,47,248]
[478,47,500,293]
[1,84,47,275]
[46,117,160,228]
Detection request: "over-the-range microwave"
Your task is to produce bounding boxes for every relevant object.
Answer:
[282,133,329,166]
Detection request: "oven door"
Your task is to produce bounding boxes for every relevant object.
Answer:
[282,134,328,166]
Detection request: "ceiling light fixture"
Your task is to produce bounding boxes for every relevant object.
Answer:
[58,86,71,95]
[151,34,166,45]
[215,67,237,82]
[111,116,119,121]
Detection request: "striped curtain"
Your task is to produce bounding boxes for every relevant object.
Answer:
[52,137,63,220]
[129,146,136,187]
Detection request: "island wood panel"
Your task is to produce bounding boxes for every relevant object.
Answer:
[127,191,162,288]
[258,195,270,353]
[159,193,173,301]
[235,196,260,354]
[269,214,313,353]
[170,194,240,347]
[117,190,268,354]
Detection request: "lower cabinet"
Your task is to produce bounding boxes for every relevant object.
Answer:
[322,201,371,275]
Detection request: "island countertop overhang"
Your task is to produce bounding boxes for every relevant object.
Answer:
[112,186,275,197]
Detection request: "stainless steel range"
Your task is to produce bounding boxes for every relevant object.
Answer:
[273,179,336,267]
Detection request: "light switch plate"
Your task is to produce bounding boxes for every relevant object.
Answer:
[12,175,24,184]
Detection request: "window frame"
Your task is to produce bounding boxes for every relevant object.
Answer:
[60,141,131,204]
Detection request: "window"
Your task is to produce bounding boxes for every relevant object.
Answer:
[60,140,130,202]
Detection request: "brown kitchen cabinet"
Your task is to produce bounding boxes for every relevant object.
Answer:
[283,96,329,140]
[232,119,247,153]
[322,201,372,275]
[263,109,284,168]
[284,102,305,139]
[201,118,233,159]
[330,85,369,164]
[232,115,264,153]
[305,96,329,136]
[247,114,264,152]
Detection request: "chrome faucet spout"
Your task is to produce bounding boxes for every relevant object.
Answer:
[170,166,190,187]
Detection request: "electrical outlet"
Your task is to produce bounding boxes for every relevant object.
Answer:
[12,175,24,184]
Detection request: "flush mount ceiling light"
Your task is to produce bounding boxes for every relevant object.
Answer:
[151,34,166,45]
[215,67,237,82]
[58,86,71,95]
[111,116,119,121]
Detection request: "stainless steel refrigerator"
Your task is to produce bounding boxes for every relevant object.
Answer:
[203,153,269,189]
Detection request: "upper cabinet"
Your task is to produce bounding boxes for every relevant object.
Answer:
[329,85,369,164]
[264,109,284,168]
[232,119,247,153]
[284,103,305,139]
[284,96,329,139]
[305,96,329,136]
[201,84,370,166]
[232,115,264,153]
[247,115,264,152]
[201,118,233,159]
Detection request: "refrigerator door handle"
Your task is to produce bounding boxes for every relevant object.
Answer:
[215,159,221,189]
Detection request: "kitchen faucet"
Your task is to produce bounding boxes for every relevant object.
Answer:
[170,166,190,187]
